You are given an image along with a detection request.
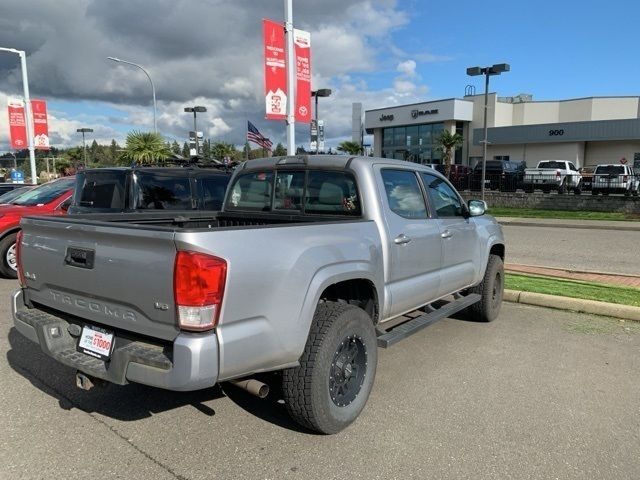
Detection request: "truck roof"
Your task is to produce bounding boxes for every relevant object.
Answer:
[239,155,445,175]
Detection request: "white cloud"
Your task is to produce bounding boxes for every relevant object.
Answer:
[396,60,417,77]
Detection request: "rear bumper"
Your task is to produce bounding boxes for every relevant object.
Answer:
[12,289,219,391]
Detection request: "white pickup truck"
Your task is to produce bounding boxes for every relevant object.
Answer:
[523,160,582,194]
[13,155,505,434]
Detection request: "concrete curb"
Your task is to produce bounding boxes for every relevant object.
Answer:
[496,218,640,232]
[504,289,640,322]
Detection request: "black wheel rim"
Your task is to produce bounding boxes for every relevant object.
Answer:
[329,335,367,407]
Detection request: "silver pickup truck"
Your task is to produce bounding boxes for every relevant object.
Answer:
[13,155,505,434]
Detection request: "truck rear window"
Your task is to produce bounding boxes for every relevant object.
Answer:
[595,165,625,175]
[226,170,361,216]
[74,171,127,210]
[537,161,565,169]
[135,172,192,210]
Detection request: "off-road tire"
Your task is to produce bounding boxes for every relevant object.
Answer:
[282,301,378,434]
[467,254,504,322]
[573,186,582,195]
[0,232,18,279]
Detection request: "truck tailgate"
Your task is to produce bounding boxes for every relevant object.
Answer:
[20,217,179,341]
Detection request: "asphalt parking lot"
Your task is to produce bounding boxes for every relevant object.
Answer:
[1,277,639,480]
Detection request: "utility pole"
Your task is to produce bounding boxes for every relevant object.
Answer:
[284,0,295,155]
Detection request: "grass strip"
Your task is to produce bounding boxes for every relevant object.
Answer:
[505,273,640,308]
[489,207,638,222]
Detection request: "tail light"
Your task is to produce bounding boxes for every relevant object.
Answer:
[555,170,561,178]
[174,251,227,331]
[623,175,628,182]
[16,230,25,287]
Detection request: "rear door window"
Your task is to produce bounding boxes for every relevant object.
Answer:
[135,172,193,210]
[380,169,427,219]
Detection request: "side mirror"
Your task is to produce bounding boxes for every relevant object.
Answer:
[468,199,487,217]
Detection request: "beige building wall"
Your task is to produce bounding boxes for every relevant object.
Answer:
[591,98,640,120]
[584,141,640,166]
[486,142,585,167]
[520,102,560,124]
[494,102,513,126]
[558,99,592,122]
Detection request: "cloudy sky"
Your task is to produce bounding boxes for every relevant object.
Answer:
[1,0,639,152]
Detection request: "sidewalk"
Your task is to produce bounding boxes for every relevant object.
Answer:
[496,216,640,231]
[505,263,640,289]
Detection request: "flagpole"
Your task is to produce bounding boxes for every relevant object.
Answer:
[284,0,295,155]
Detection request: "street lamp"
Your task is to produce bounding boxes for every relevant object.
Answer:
[0,47,37,184]
[76,128,93,166]
[466,63,510,201]
[184,106,207,158]
[311,89,332,154]
[107,56,157,133]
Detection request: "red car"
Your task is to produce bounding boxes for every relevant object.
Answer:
[0,176,75,278]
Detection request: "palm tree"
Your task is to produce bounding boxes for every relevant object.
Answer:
[121,130,170,165]
[435,130,463,178]
[337,141,362,155]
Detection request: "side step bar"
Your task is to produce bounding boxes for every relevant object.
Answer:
[377,293,481,348]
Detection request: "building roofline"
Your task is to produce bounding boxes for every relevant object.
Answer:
[364,97,472,113]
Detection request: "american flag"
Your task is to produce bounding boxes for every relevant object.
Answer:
[247,121,273,150]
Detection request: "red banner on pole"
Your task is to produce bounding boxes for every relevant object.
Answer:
[294,29,311,123]
[263,19,287,120]
[31,99,50,150]
[7,99,27,150]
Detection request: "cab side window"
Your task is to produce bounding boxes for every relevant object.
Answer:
[381,169,427,219]
[421,173,464,218]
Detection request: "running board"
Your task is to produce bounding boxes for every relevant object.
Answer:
[377,293,481,348]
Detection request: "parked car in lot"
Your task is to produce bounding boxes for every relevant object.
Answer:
[578,167,595,192]
[591,164,639,196]
[13,155,505,434]
[425,163,473,190]
[0,176,75,278]
[0,185,36,204]
[473,160,526,192]
[0,182,36,196]
[69,166,232,213]
[523,160,582,194]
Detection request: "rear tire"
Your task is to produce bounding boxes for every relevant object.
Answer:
[467,254,504,322]
[0,232,18,279]
[557,180,567,194]
[282,301,378,434]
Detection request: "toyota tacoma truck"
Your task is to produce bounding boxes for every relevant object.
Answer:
[523,160,582,194]
[12,155,505,434]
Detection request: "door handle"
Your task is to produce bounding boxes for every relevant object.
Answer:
[441,230,453,239]
[394,234,412,245]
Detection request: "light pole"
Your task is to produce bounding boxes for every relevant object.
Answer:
[0,47,37,184]
[466,63,510,201]
[76,128,93,167]
[311,89,331,154]
[184,106,207,158]
[107,56,157,133]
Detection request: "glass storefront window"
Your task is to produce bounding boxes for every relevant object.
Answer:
[383,128,393,147]
[393,127,406,146]
[379,122,452,165]
[406,126,419,146]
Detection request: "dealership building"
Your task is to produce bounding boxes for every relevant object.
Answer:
[363,93,640,168]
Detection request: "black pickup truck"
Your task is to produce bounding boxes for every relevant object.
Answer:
[69,166,231,214]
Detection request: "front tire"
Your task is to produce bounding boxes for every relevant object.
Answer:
[467,254,504,322]
[0,232,18,279]
[282,301,378,434]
